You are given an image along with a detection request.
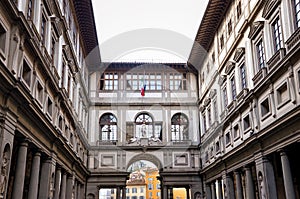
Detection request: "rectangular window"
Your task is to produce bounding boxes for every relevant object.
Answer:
[213,100,218,121]
[295,0,300,27]
[240,63,247,89]
[233,125,240,139]
[41,15,46,44]
[277,82,289,105]
[148,184,153,190]
[222,87,228,108]
[228,19,232,35]
[208,107,212,127]
[220,34,224,49]
[230,76,237,100]
[202,113,207,132]
[0,24,7,54]
[261,98,271,118]
[100,73,119,90]
[27,0,34,20]
[256,39,266,69]
[243,115,250,131]
[237,1,242,19]
[216,141,220,152]
[140,187,144,193]
[272,17,283,51]
[225,132,231,146]
[170,73,186,90]
[51,35,56,64]
[22,60,31,86]
[132,188,137,193]
[36,81,43,103]
[47,97,53,116]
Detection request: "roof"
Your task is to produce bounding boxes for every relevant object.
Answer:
[73,0,99,57]
[188,0,231,67]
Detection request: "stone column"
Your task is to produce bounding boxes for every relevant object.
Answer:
[73,180,77,199]
[186,186,190,199]
[245,167,255,199]
[234,171,243,199]
[223,175,235,199]
[76,183,81,199]
[28,151,41,199]
[206,184,212,199]
[211,182,216,199]
[280,151,296,199]
[11,141,28,199]
[217,180,223,199]
[38,157,56,198]
[116,187,121,199]
[122,186,126,199]
[54,167,62,199]
[162,186,168,199]
[169,187,173,199]
[60,172,67,199]
[66,175,73,199]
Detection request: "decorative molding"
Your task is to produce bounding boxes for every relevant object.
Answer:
[225,61,235,75]
[233,48,245,62]
[248,21,264,39]
[209,89,217,99]
[218,75,227,85]
[262,0,281,19]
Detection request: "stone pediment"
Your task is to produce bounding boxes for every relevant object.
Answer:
[248,21,264,39]
[262,0,281,19]
[233,48,245,62]
[225,61,235,75]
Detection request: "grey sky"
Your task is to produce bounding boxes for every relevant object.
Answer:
[92,0,209,62]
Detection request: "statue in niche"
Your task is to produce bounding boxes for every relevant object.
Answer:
[194,192,201,199]
[0,151,9,196]
[258,172,266,199]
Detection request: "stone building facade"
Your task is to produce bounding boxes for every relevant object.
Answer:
[190,0,300,198]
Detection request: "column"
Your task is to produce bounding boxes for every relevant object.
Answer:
[116,187,121,199]
[245,167,255,199]
[28,151,41,199]
[186,186,190,199]
[211,182,216,199]
[169,187,173,199]
[162,186,168,199]
[66,175,73,199]
[11,141,28,199]
[234,171,243,199]
[217,180,223,199]
[60,172,67,199]
[206,184,212,199]
[38,157,56,198]
[73,180,77,199]
[122,186,126,199]
[224,175,235,199]
[77,183,81,199]
[280,151,296,199]
[54,167,62,199]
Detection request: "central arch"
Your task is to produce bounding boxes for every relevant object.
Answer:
[126,153,163,171]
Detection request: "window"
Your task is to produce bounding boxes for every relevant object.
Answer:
[58,116,63,130]
[294,0,300,27]
[202,113,207,132]
[213,100,218,121]
[99,113,117,141]
[230,75,237,100]
[216,141,220,152]
[35,81,43,103]
[225,132,231,146]
[22,60,31,86]
[100,73,118,90]
[139,197,144,199]
[272,17,283,51]
[228,19,232,35]
[208,107,212,127]
[140,187,144,193]
[126,188,129,193]
[132,188,137,193]
[148,184,153,190]
[211,52,215,63]
[135,113,154,139]
[47,97,53,116]
[240,63,247,89]
[50,35,56,64]
[243,115,250,131]
[126,72,162,91]
[277,82,289,105]
[237,1,242,19]
[260,98,271,118]
[171,113,189,141]
[256,39,266,69]
[0,24,6,54]
[222,86,228,108]
[170,73,186,90]
[157,183,161,189]
[132,197,137,199]
[41,14,46,44]
[233,125,240,139]
[26,0,34,20]
[220,34,224,49]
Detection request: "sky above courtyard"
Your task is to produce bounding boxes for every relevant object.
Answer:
[91,0,209,62]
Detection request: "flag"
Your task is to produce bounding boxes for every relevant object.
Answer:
[141,83,146,96]
[140,75,146,96]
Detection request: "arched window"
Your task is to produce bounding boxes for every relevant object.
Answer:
[99,113,117,141]
[171,113,189,141]
[135,113,154,139]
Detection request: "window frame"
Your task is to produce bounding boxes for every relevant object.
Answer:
[99,113,118,142]
[260,96,272,120]
[171,113,189,141]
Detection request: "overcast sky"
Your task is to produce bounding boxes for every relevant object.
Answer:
[91,0,209,62]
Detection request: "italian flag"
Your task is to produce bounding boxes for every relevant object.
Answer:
[140,78,146,96]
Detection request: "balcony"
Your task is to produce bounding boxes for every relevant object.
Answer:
[267,48,286,72]
[252,67,268,86]
[286,27,300,52]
